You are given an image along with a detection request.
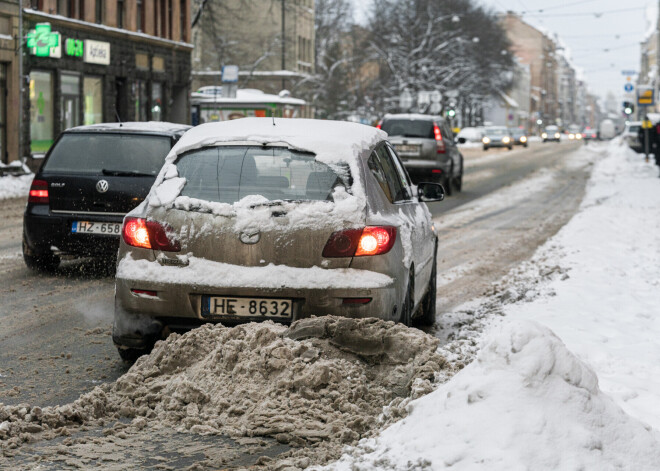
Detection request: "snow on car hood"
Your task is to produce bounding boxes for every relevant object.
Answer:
[141,118,386,230]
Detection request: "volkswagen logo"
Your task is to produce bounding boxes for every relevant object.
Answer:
[96,180,109,193]
[239,231,261,245]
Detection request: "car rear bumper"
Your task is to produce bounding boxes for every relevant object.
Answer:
[23,204,123,256]
[113,256,399,347]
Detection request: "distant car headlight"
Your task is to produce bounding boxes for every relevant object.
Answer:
[482,137,491,144]
[576,133,582,140]
[555,133,560,139]
[542,133,548,139]
[520,136,527,142]
[569,133,575,139]
[502,136,510,144]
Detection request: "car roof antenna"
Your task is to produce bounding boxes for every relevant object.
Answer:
[272,114,276,126]
[115,109,122,126]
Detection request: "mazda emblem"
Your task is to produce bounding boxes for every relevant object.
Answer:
[239,231,260,245]
[96,180,109,193]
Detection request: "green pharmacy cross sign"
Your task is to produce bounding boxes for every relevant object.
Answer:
[27,23,59,57]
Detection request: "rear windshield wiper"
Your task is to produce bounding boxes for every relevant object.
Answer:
[102,169,154,177]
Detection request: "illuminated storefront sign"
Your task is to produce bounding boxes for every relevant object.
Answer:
[27,23,61,58]
[65,38,84,58]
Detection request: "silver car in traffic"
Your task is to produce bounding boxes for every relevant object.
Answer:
[113,118,444,361]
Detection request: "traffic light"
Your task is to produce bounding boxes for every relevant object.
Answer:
[623,101,634,116]
[446,108,456,118]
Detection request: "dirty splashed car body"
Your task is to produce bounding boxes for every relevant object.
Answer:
[112,118,444,361]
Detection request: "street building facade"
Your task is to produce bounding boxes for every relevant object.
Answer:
[191,0,314,98]
[17,0,192,164]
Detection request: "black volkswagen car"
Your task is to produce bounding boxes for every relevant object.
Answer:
[23,122,190,271]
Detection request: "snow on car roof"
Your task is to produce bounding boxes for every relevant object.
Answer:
[67,121,191,134]
[167,118,386,165]
[382,113,441,121]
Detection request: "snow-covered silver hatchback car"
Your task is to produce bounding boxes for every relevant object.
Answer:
[113,118,444,360]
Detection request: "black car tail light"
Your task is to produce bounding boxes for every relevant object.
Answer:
[28,179,49,204]
[122,217,181,252]
[323,226,397,258]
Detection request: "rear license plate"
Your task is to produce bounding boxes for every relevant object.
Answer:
[395,144,421,156]
[71,221,122,235]
[201,296,293,319]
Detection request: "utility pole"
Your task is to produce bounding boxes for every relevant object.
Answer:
[18,0,23,162]
[281,0,286,91]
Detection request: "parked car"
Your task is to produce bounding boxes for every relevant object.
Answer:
[23,122,191,271]
[623,121,643,152]
[377,114,463,195]
[542,125,561,143]
[456,126,484,143]
[482,126,513,150]
[112,118,445,361]
[509,128,529,147]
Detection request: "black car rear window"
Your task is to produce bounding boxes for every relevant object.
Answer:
[42,133,172,175]
[175,146,351,204]
[381,119,434,138]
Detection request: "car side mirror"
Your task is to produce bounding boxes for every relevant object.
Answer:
[417,182,445,202]
[456,137,466,144]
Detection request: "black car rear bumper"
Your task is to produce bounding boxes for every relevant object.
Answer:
[23,204,123,257]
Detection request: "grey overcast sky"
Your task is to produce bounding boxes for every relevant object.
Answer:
[351,0,654,104]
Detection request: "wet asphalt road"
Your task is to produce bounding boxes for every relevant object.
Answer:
[0,139,588,409]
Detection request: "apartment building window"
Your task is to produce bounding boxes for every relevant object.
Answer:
[95,0,103,24]
[117,0,125,29]
[0,16,9,35]
[56,0,67,16]
[137,0,144,32]
[160,0,167,38]
[179,0,186,41]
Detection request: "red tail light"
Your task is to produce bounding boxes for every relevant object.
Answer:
[122,217,181,252]
[323,226,396,258]
[433,123,446,154]
[376,120,383,130]
[28,179,49,204]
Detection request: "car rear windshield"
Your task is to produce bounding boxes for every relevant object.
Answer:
[175,146,351,204]
[43,133,172,175]
[486,128,507,136]
[381,119,434,138]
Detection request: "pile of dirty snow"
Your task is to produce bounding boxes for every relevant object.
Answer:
[323,320,660,470]
[0,317,448,469]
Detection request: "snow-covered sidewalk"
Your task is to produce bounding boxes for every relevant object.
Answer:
[0,161,32,201]
[324,141,660,469]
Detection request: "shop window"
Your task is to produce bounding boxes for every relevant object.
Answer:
[60,73,81,130]
[152,56,164,72]
[134,80,147,121]
[151,82,163,121]
[84,76,103,125]
[29,71,54,154]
